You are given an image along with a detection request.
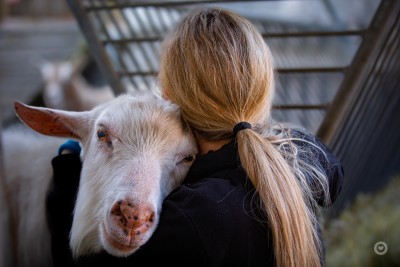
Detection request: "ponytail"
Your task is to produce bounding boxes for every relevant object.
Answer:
[237,129,322,267]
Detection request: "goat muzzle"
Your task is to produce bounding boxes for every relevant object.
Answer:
[105,200,156,251]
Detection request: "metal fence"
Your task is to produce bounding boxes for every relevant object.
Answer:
[68,0,372,134]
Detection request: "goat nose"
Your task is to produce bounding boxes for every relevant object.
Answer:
[110,200,155,235]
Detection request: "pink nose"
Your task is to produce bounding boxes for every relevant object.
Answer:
[110,200,155,237]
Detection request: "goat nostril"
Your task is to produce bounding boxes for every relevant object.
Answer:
[149,212,155,223]
[110,201,127,226]
[110,200,156,234]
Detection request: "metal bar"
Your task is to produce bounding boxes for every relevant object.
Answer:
[277,67,345,73]
[263,30,365,38]
[103,30,365,44]
[316,0,400,145]
[103,36,164,43]
[272,104,329,110]
[84,0,255,10]
[67,0,125,95]
[119,71,159,76]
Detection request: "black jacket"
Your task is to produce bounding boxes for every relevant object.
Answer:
[46,130,344,267]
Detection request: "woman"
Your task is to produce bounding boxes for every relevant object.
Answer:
[46,7,344,267]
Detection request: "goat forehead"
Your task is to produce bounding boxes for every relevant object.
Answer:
[97,95,175,120]
[96,96,185,139]
[87,96,193,161]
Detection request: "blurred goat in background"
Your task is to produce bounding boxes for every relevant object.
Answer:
[39,58,115,111]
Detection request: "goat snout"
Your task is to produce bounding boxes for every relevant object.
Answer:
[101,199,157,255]
[109,200,155,239]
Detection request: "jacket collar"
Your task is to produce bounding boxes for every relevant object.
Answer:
[183,140,239,185]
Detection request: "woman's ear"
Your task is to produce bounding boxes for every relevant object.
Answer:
[162,88,170,101]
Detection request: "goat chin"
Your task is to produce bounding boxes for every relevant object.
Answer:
[100,220,156,257]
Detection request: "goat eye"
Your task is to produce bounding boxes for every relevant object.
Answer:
[97,129,112,147]
[97,129,108,139]
[182,154,195,163]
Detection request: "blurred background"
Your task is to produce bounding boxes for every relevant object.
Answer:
[0,0,399,266]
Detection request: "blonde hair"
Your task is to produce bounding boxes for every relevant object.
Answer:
[159,8,329,267]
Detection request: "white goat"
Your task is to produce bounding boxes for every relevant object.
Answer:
[40,60,115,111]
[3,93,198,267]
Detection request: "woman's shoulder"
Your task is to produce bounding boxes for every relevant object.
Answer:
[166,176,244,216]
[166,165,257,213]
[159,176,272,264]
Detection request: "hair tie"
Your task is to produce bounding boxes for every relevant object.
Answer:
[233,122,252,137]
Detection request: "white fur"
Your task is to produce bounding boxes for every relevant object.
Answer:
[2,93,197,266]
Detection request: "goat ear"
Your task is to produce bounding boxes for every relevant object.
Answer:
[14,102,89,140]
